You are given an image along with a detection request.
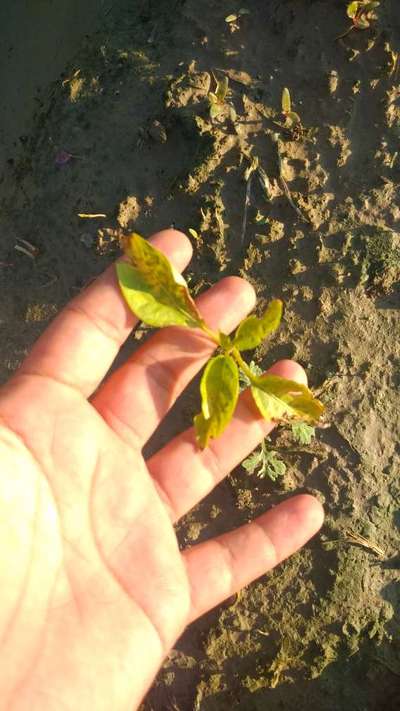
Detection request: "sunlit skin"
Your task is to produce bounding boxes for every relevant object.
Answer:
[0,230,323,710]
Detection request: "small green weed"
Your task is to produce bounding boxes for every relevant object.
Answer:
[291,422,316,445]
[242,441,286,481]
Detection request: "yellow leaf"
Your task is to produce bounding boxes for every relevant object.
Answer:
[347,1,360,18]
[251,374,324,423]
[195,355,239,448]
[117,233,203,328]
[216,76,229,103]
[188,228,200,240]
[233,300,283,351]
[286,111,301,126]
[282,87,292,114]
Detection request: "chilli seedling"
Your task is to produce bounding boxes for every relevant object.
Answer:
[208,74,237,122]
[337,1,380,41]
[116,233,323,448]
[281,87,302,129]
[225,8,250,30]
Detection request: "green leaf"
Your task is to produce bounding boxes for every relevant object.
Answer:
[347,1,360,18]
[282,87,291,114]
[219,332,233,350]
[362,1,380,11]
[188,227,200,241]
[242,448,264,474]
[286,111,302,126]
[242,443,286,480]
[194,355,239,448]
[239,360,263,390]
[291,422,315,445]
[117,232,202,328]
[216,76,229,103]
[251,374,324,423]
[233,300,283,351]
[261,450,286,480]
[209,100,223,119]
[355,14,370,28]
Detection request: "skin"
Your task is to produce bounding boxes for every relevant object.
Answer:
[0,230,324,710]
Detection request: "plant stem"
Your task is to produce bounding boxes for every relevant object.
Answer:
[232,348,258,383]
[200,322,222,347]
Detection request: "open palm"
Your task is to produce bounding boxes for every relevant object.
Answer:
[0,230,323,711]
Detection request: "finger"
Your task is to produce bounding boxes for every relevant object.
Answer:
[16,230,193,397]
[183,494,324,623]
[148,360,307,521]
[92,277,256,446]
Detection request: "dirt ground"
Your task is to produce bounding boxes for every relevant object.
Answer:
[1,1,399,709]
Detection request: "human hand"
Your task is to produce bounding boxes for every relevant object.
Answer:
[0,229,323,711]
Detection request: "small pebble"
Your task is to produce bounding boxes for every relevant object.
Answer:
[80,232,93,248]
[148,120,167,143]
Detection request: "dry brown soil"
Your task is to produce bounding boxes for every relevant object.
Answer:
[0,1,399,709]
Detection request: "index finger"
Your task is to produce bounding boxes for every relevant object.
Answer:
[15,230,193,397]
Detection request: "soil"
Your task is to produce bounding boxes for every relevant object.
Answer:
[1,1,399,709]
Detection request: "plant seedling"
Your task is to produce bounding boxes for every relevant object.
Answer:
[242,423,316,481]
[208,74,236,122]
[116,233,323,449]
[291,421,315,445]
[242,440,286,480]
[337,1,380,41]
[241,362,316,480]
[281,87,302,129]
[225,8,250,30]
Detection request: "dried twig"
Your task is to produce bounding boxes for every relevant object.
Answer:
[241,171,253,245]
[322,528,385,558]
[78,213,107,219]
[14,238,39,259]
[344,529,385,558]
[257,166,272,200]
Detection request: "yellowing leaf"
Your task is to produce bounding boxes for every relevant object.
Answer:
[251,374,324,423]
[216,76,229,103]
[233,300,283,351]
[117,233,203,328]
[225,14,238,22]
[209,101,223,119]
[282,87,291,114]
[194,355,239,448]
[286,111,302,126]
[347,1,360,18]
[363,1,380,11]
[355,14,370,28]
[188,228,200,240]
